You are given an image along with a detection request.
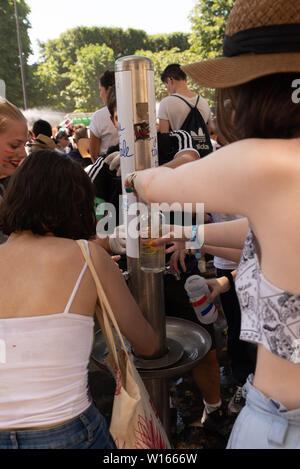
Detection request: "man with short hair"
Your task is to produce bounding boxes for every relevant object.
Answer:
[158,63,213,134]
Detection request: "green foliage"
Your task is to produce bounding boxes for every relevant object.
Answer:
[0,2,232,113]
[189,0,235,59]
[135,48,215,109]
[67,44,115,112]
[0,0,32,107]
[34,26,192,111]
[146,32,190,53]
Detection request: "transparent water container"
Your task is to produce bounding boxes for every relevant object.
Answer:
[140,208,165,273]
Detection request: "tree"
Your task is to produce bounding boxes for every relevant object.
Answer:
[67,44,115,112]
[34,26,193,111]
[146,33,190,53]
[35,26,149,110]
[189,0,235,59]
[0,0,32,107]
[135,48,215,108]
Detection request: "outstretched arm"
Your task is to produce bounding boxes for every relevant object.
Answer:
[151,218,249,253]
[202,245,242,263]
[89,243,158,357]
[126,139,286,219]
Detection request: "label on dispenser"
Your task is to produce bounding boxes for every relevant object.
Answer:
[147,70,159,168]
[116,70,139,259]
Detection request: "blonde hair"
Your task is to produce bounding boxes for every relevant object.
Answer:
[0,97,26,135]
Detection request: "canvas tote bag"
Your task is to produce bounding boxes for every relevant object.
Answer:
[77,240,171,449]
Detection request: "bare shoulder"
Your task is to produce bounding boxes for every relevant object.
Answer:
[217,138,300,174]
[88,240,116,271]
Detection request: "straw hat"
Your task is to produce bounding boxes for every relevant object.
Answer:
[77,138,91,158]
[29,134,57,150]
[183,0,300,88]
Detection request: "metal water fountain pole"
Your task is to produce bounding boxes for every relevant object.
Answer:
[91,56,212,438]
[115,56,169,428]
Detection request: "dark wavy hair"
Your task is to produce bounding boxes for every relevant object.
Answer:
[99,70,115,90]
[216,73,300,143]
[0,150,97,240]
[107,85,116,118]
[161,64,187,83]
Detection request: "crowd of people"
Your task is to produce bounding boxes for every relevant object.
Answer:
[0,0,299,450]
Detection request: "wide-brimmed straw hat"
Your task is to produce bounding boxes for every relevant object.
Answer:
[77,138,91,158]
[183,0,300,88]
[28,134,57,150]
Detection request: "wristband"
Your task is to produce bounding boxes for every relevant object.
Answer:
[189,225,198,243]
[126,172,137,193]
[189,225,202,260]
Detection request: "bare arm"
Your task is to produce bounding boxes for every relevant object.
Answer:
[90,243,158,357]
[162,150,200,169]
[206,117,216,135]
[89,131,101,163]
[203,218,248,250]
[152,218,249,253]
[202,244,242,263]
[128,139,287,218]
[158,119,170,133]
[206,270,237,301]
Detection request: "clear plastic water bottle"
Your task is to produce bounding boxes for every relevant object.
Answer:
[184,275,218,324]
[140,208,165,273]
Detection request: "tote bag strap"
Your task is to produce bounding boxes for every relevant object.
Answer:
[76,240,132,369]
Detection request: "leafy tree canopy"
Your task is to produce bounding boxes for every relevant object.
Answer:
[34,26,191,111]
[2,1,233,112]
[67,44,115,112]
[135,48,215,109]
[189,0,235,59]
[0,0,32,107]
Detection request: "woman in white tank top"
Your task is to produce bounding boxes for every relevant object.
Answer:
[0,149,157,449]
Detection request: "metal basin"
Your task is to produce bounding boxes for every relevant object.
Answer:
[91,316,211,379]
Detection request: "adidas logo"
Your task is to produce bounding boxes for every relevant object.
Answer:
[191,128,206,143]
[191,128,205,138]
[196,143,211,151]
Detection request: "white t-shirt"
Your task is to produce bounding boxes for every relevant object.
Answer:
[89,106,119,155]
[158,94,211,131]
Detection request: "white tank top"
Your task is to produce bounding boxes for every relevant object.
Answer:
[0,240,95,430]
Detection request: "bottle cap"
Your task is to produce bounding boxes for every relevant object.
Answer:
[184,275,206,298]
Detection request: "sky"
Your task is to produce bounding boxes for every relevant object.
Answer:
[26,0,197,64]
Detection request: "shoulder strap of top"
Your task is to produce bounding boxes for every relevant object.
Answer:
[171,94,199,109]
[63,240,90,315]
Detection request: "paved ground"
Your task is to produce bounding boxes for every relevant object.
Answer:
[88,289,239,450]
[88,362,237,450]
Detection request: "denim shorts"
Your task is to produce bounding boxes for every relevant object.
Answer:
[227,375,300,449]
[0,403,116,449]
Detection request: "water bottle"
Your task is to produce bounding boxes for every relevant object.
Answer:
[140,208,165,273]
[184,275,218,324]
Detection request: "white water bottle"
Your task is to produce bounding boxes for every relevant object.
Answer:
[184,275,218,325]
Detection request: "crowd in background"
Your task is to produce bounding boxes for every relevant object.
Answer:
[0,0,300,450]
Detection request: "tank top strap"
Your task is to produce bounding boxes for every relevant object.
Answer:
[63,240,90,315]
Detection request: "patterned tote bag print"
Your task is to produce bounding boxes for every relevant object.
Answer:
[77,241,171,450]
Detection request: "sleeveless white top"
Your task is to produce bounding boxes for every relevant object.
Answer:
[0,240,95,429]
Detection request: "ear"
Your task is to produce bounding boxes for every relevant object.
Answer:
[110,115,118,129]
